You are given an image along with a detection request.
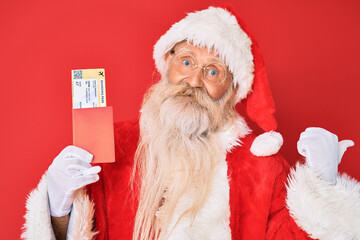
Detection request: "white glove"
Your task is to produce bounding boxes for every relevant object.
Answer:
[297,127,354,184]
[47,145,101,217]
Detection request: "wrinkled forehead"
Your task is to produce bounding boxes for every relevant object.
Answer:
[171,40,227,65]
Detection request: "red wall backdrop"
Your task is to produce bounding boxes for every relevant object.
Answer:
[1,0,359,238]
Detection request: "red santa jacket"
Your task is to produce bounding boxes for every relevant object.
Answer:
[21,120,360,239]
[86,119,312,240]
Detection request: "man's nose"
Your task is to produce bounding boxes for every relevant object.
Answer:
[185,67,204,88]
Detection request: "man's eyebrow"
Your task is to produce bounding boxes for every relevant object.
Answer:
[174,46,192,53]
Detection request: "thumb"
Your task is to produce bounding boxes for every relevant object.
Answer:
[338,140,355,163]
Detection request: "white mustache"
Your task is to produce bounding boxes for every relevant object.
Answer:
[159,95,210,139]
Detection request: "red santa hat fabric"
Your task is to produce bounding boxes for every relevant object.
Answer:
[153,6,283,156]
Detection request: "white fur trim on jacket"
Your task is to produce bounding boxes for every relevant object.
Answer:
[217,114,252,153]
[286,163,360,240]
[250,131,283,157]
[164,152,231,239]
[153,6,254,103]
[21,172,97,240]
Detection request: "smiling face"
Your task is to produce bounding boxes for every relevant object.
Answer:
[164,41,232,100]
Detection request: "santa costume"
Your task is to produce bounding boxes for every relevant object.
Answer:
[22,6,360,240]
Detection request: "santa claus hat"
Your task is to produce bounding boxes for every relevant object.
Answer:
[153,6,283,157]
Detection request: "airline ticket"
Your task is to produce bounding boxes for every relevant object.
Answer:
[72,68,107,109]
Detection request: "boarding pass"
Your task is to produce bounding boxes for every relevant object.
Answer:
[72,68,107,109]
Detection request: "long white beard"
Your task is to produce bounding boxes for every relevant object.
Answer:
[132,78,237,240]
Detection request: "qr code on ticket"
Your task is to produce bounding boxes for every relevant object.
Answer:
[73,70,83,79]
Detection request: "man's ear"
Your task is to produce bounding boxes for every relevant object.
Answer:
[164,50,173,65]
[164,49,174,70]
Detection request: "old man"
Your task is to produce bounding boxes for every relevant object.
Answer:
[22,6,359,240]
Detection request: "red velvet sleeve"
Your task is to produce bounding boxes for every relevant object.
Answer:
[86,119,140,240]
[265,154,314,240]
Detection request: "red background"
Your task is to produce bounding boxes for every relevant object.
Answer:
[1,0,359,238]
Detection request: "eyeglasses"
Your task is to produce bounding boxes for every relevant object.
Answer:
[169,50,228,85]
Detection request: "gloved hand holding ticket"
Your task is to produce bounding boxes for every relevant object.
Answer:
[72,68,115,163]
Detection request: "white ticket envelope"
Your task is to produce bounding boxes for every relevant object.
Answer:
[72,68,107,109]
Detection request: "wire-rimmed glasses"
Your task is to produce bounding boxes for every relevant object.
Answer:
[170,50,228,85]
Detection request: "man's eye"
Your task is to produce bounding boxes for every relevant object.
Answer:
[183,60,190,66]
[210,70,217,76]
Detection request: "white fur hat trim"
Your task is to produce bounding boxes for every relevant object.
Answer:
[153,7,254,103]
[250,131,283,157]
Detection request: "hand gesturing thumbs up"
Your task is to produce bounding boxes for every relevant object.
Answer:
[297,127,354,184]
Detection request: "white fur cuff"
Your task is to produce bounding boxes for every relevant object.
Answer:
[67,188,98,239]
[21,173,96,240]
[21,173,56,240]
[286,164,360,240]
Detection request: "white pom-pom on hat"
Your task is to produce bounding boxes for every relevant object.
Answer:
[250,131,284,157]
